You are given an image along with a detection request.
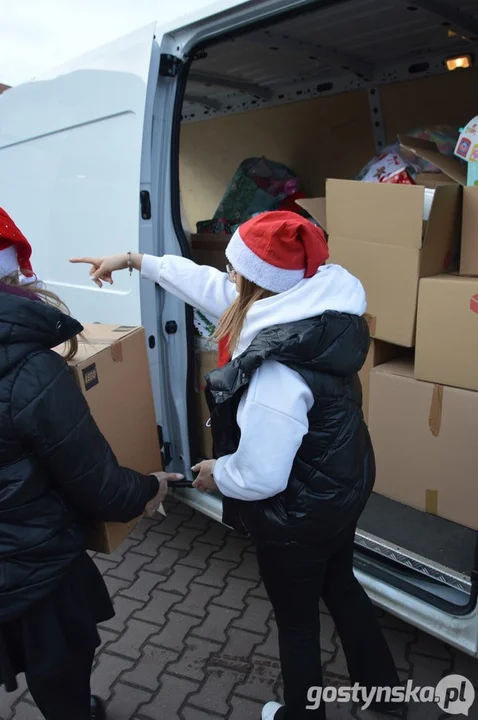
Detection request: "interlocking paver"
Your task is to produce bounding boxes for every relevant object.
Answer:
[179,541,218,569]
[120,571,162,601]
[149,512,189,536]
[107,552,151,582]
[108,618,158,660]
[165,527,204,551]
[122,645,178,690]
[90,652,134,701]
[150,612,201,650]
[233,597,273,635]
[229,696,266,720]
[142,546,185,575]
[174,581,221,617]
[221,627,263,662]
[100,595,144,633]
[213,537,253,563]
[3,503,478,720]
[101,574,132,599]
[196,558,238,588]
[214,577,257,610]
[168,636,223,681]
[155,564,201,594]
[230,553,261,582]
[106,681,152,720]
[189,667,248,715]
[235,656,282,703]
[139,673,199,719]
[129,531,171,558]
[134,589,180,624]
[192,604,242,643]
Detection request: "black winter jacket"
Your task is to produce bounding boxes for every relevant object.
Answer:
[0,290,159,623]
[205,311,375,546]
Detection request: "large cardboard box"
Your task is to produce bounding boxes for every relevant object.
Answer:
[399,135,477,277]
[415,274,478,392]
[359,338,404,423]
[369,358,478,530]
[299,136,464,347]
[195,340,218,459]
[461,187,478,276]
[56,324,162,553]
[190,233,230,270]
[327,180,460,346]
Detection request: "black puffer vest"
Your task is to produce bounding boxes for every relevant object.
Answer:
[205,311,375,546]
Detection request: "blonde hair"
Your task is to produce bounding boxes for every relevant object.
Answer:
[2,272,79,361]
[214,277,275,355]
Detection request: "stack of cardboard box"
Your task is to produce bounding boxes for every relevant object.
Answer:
[300,135,478,531]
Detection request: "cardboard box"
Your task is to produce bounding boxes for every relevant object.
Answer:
[400,135,478,277]
[302,180,461,346]
[190,233,230,270]
[461,187,478,276]
[415,274,478,392]
[369,358,478,530]
[359,338,404,422]
[300,147,462,347]
[195,341,218,459]
[55,324,162,553]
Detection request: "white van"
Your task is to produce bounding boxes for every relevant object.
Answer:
[1,0,478,656]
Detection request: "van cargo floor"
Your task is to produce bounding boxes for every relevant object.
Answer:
[358,493,476,578]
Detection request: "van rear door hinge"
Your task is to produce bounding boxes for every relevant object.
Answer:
[159,54,183,77]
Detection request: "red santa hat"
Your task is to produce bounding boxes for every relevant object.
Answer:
[225,211,329,293]
[0,207,36,284]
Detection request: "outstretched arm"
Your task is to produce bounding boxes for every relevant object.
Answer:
[70,252,237,320]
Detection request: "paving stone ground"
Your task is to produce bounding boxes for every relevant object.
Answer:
[2,497,478,720]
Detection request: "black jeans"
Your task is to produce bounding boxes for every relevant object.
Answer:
[256,525,400,719]
[26,649,95,720]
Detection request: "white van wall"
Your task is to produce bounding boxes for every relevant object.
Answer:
[179,68,478,230]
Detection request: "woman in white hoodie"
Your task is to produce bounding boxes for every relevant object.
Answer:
[71,211,400,720]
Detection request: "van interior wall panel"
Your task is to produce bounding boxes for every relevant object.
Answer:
[179,68,478,230]
[179,89,374,229]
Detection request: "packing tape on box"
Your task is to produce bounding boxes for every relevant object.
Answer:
[364,313,377,336]
[425,489,438,515]
[428,384,443,437]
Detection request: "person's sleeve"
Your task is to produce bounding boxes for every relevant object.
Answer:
[10,350,160,522]
[141,254,237,320]
[213,361,314,501]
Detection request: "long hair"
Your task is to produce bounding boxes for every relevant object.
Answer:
[1,272,79,361]
[214,277,275,354]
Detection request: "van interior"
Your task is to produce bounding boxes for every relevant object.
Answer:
[175,0,478,619]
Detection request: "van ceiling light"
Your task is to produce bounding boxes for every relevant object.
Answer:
[446,54,473,70]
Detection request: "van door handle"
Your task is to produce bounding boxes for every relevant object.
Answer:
[140,191,151,220]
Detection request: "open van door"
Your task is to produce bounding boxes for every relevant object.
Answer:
[0,22,159,325]
[0,22,195,478]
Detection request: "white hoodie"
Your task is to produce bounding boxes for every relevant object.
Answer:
[141,254,366,501]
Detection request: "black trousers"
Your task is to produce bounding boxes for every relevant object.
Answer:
[256,525,400,719]
[26,649,94,720]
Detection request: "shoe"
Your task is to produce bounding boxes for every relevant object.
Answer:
[90,695,106,720]
[261,701,283,720]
